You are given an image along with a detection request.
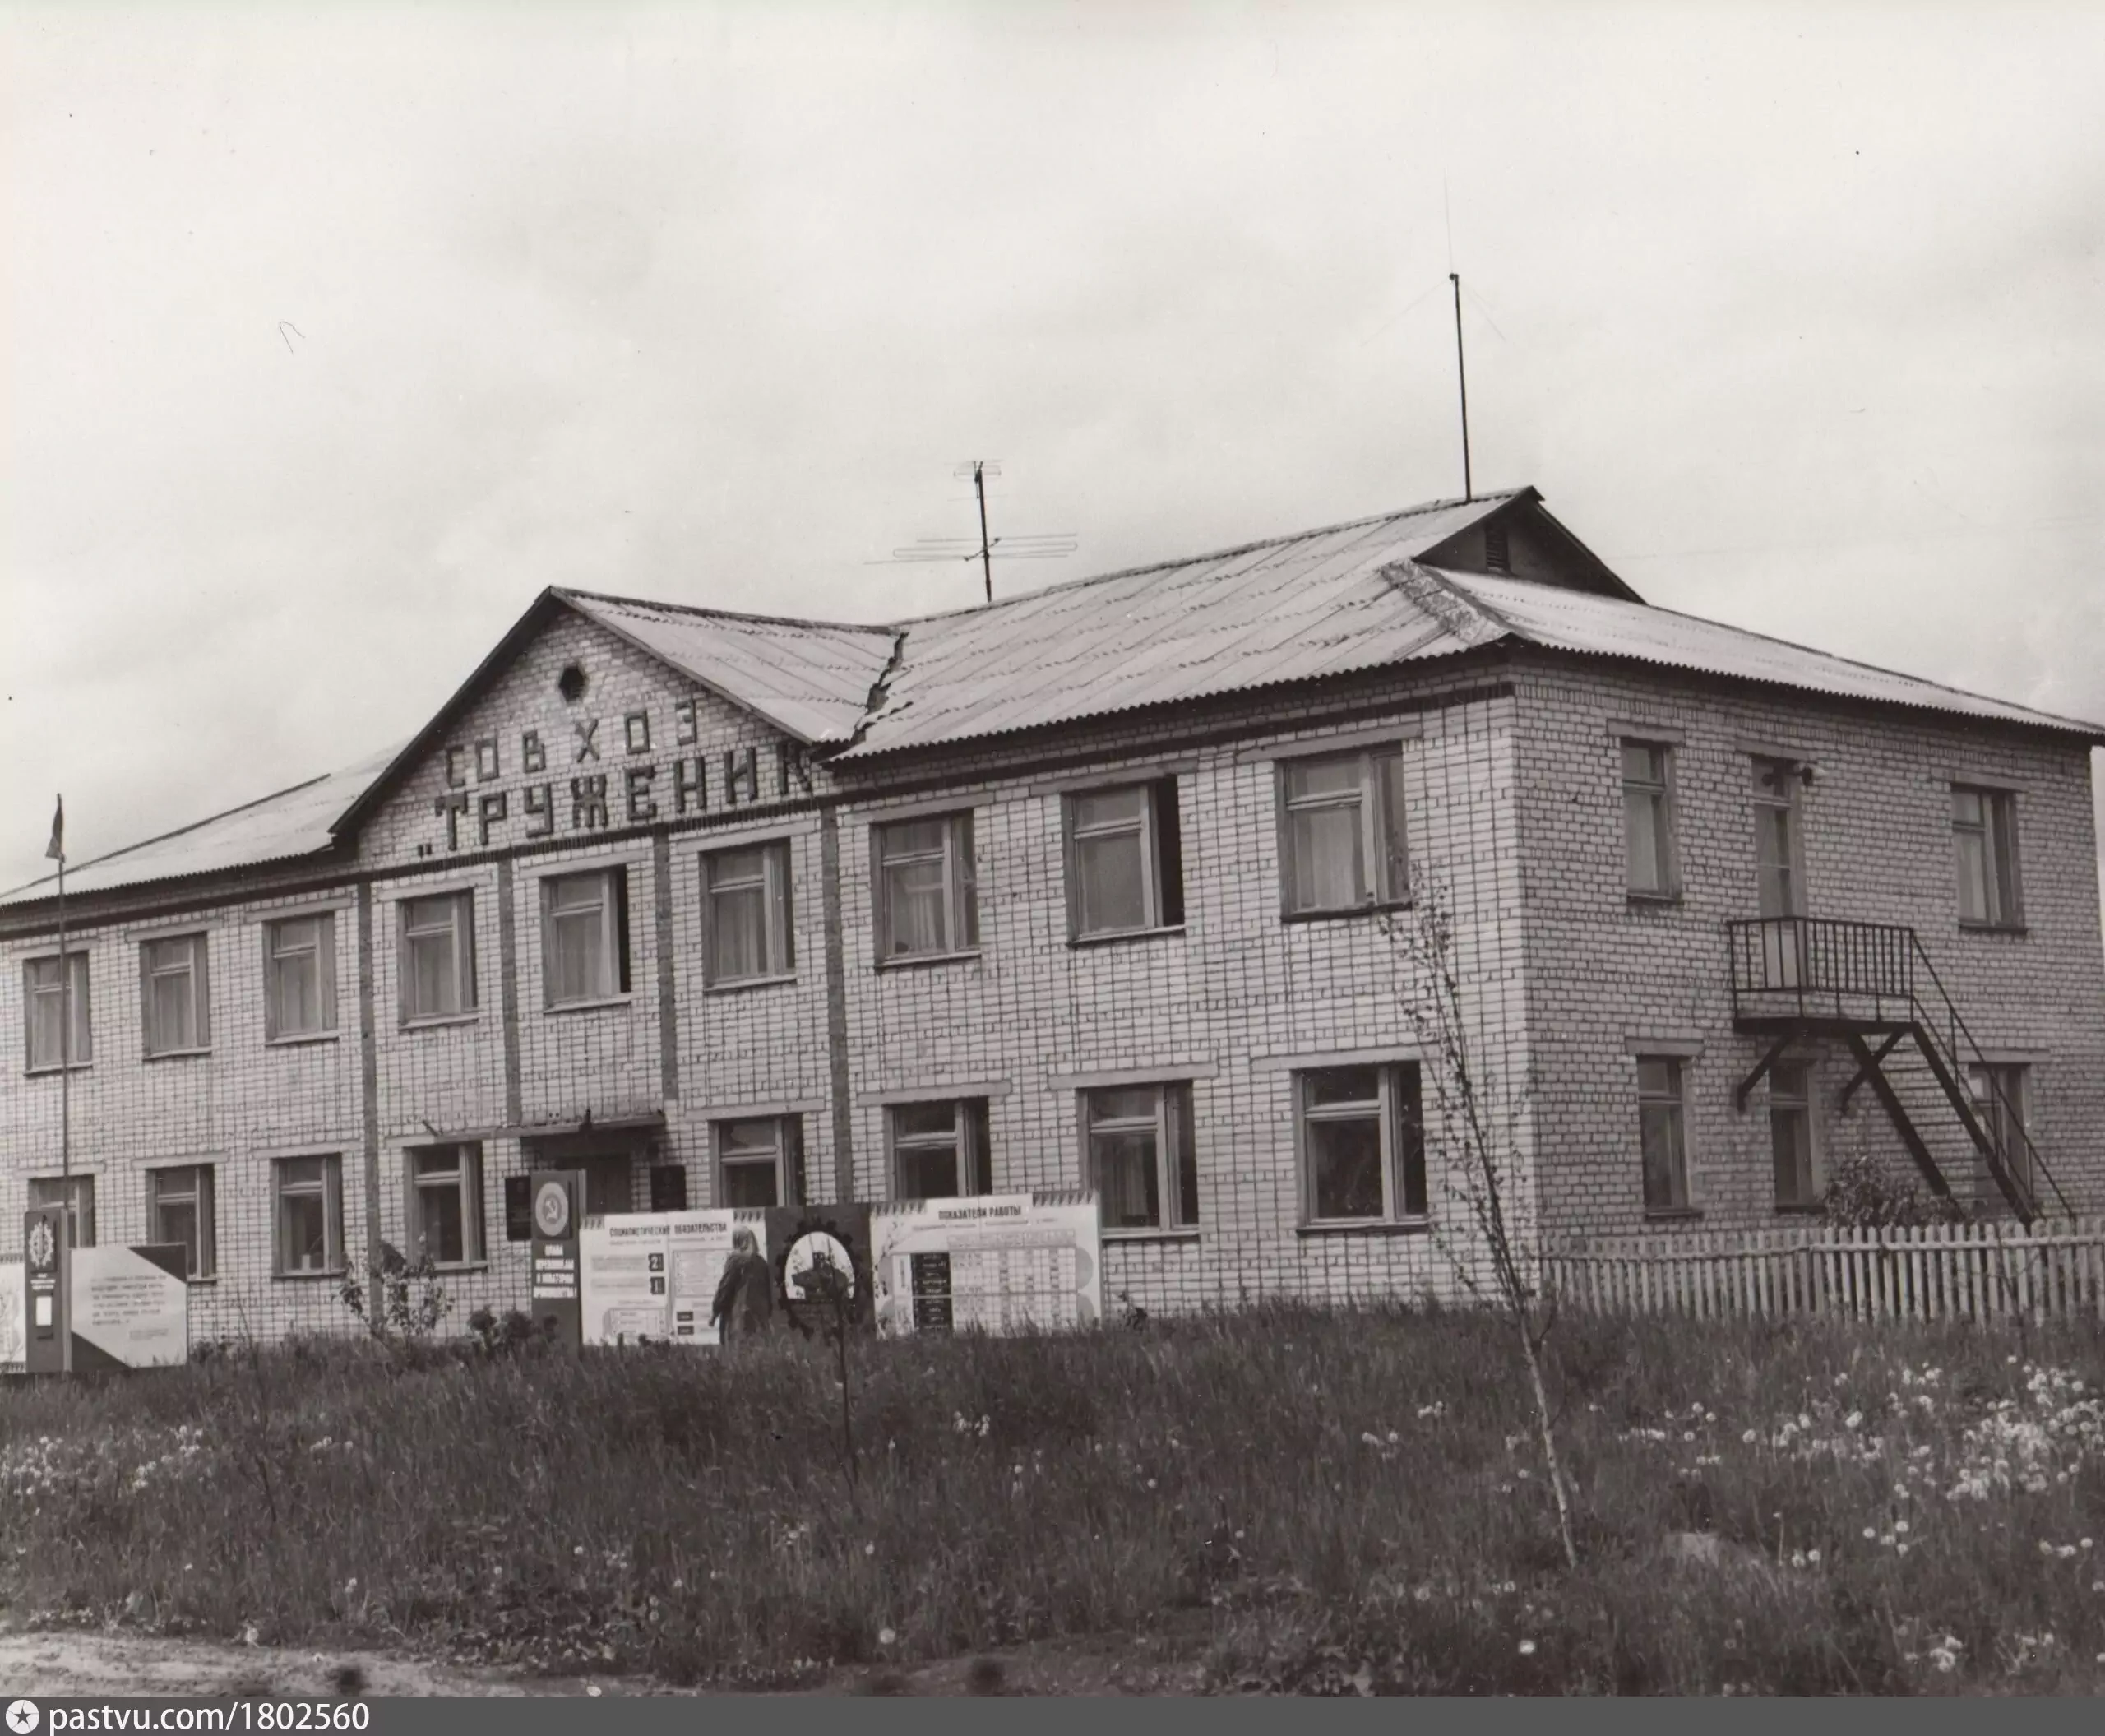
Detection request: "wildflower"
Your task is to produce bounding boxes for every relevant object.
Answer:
[1146,1478,1158,1490]
[1807,1549,1820,1566]
[585,1687,602,1698]
[1518,1640,1536,1657]
[1844,1411,1863,1430]
[2040,1539,2056,1557]
[2059,1545,2078,1560]
[1742,1429,1759,1445]
[575,1544,586,1557]
[1894,1520,1909,1535]
[864,1543,876,1557]
[1863,1528,1877,1541]
[878,1627,896,1646]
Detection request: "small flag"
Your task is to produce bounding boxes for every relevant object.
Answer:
[45,796,63,862]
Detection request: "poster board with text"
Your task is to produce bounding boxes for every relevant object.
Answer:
[871,1192,1101,1337]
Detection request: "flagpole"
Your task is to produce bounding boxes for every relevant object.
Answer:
[57,803,69,1191]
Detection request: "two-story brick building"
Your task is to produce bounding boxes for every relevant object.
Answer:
[4,485,2101,1340]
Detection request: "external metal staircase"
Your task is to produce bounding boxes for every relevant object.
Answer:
[1726,917,2069,1225]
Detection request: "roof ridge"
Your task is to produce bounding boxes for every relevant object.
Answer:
[890,489,1528,626]
[556,587,896,637]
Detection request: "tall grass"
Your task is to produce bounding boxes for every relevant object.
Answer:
[3,1307,2103,1692]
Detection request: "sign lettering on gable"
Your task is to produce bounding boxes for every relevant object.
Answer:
[422,704,816,856]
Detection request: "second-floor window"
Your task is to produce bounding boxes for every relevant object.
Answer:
[24,951,90,1072]
[401,893,477,1023]
[889,1099,991,1198]
[265,914,337,1041]
[1622,742,1677,896]
[543,868,631,1007]
[1953,786,2022,928]
[705,843,793,984]
[1065,780,1185,939]
[875,814,978,960]
[1083,1083,1199,1232]
[141,934,210,1057]
[1279,747,1409,915]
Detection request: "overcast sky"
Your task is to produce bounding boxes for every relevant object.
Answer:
[3,3,2101,904]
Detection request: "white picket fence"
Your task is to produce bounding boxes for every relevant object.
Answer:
[1543,1218,2105,1325]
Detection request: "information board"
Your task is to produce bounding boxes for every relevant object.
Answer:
[871,1192,1101,1337]
[527,1169,585,1345]
[578,1210,766,1346]
[70,1244,188,1370]
[0,1259,23,1371]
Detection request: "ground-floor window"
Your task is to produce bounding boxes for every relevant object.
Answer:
[1082,1083,1199,1231]
[580,1153,635,1219]
[274,1154,344,1275]
[1967,1062,2033,1201]
[1637,1057,1690,1213]
[28,1173,96,1247]
[1293,1063,1426,1225]
[1770,1061,1818,1209]
[715,1117,803,1209]
[405,1143,483,1266]
[150,1164,215,1279]
[888,1099,991,1199]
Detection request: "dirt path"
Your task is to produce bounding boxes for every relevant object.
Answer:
[0,1627,1211,1697]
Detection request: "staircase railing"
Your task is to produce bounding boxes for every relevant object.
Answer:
[1725,915,2070,1222]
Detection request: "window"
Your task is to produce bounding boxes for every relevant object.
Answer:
[1637,1058,1690,1213]
[542,869,631,1006]
[273,1155,344,1275]
[1954,786,2022,927]
[1751,759,1803,919]
[24,951,90,1072]
[1967,1062,2033,1202]
[704,843,793,984]
[874,814,978,959]
[649,1164,689,1213]
[1294,1065,1426,1224]
[580,1153,634,1219]
[889,1099,991,1199]
[1621,742,1676,897]
[150,1165,215,1280]
[401,893,477,1023]
[405,1144,483,1266]
[715,1117,804,1209]
[265,914,337,1040]
[1770,1062,1818,1209]
[1066,780,1184,939]
[28,1174,95,1248]
[141,933,210,1057]
[1084,1083,1199,1232]
[1278,747,1409,915]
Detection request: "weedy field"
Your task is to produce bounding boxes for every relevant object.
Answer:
[2,1305,2103,1695]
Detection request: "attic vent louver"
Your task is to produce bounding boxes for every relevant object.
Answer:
[1483,521,1511,575]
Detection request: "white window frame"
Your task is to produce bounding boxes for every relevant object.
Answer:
[1081,1081,1199,1233]
[714,1115,803,1210]
[28,1173,97,1248]
[1293,1063,1426,1226]
[1637,1056,1691,1214]
[404,1143,483,1267]
[1620,739,1677,898]
[1064,780,1182,941]
[265,912,337,1042]
[150,1164,216,1280]
[873,812,979,961]
[1751,757,1806,919]
[1967,1062,2034,1202]
[703,841,794,985]
[24,950,91,1073]
[1769,1059,1820,1210]
[400,892,477,1025]
[141,933,210,1057]
[541,868,630,1008]
[887,1098,992,1199]
[1953,785,2024,928]
[273,1153,345,1276]
[1277,746,1409,917]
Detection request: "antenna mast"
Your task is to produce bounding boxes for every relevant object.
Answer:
[1450,272,1473,502]
[971,461,994,604]
[872,461,1078,603]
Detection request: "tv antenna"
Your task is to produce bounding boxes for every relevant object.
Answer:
[874,461,1078,604]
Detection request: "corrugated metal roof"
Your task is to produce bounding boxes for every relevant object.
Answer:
[0,743,400,909]
[1436,571,2103,738]
[835,494,1521,757]
[558,590,895,744]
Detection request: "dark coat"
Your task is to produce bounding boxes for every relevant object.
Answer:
[711,1249,775,1343]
